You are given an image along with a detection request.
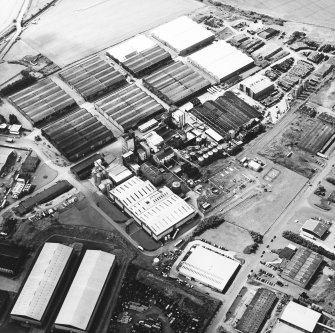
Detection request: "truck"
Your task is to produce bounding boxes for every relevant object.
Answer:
[5,138,14,143]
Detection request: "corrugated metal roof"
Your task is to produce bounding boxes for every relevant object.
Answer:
[11,243,73,321]
[55,250,115,331]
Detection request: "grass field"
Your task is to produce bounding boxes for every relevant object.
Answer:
[0,1,23,35]
[200,222,253,253]
[217,0,335,29]
[224,164,307,234]
[21,0,203,67]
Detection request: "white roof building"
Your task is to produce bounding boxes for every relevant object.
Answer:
[150,16,214,55]
[179,245,240,292]
[54,250,115,333]
[11,243,73,324]
[106,35,157,62]
[188,40,254,82]
[280,301,321,333]
[110,177,196,240]
[240,73,274,98]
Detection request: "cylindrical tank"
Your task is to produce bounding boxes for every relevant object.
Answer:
[211,142,218,149]
[208,151,214,163]
[184,154,190,161]
[92,170,98,184]
[152,258,160,266]
[201,134,207,145]
[190,152,197,161]
[203,153,209,165]
[96,173,102,185]
[196,137,202,146]
[195,145,200,151]
[172,181,182,194]
[198,156,205,166]
[202,147,209,155]
[229,129,236,139]
[197,149,203,156]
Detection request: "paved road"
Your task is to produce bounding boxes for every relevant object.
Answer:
[0,0,30,60]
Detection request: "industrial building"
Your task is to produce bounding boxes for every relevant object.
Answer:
[236,288,277,333]
[109,176,196,240]
[106,163,133,186]
[106,35,172,77]
[54,250,115,333]
[239,73,274,100]
[59,55,127,102]
[179,244,240,292]
[301,219,330,239]
[187,40,254,82]
[143,61,211,105]
[21,153,40,173]
[281,247,323,288]
[0,148,15,174]
[279,301,321,333]
[0,242,24,275]
[15,180,73,215]
[8,78,77,127]
[95,84,164,132]
[190,91,261,138]
[71,153,102,180]
[140,162,163,186]
[11,243,73,326]
[41,108,115,162]
[150,16,214,55]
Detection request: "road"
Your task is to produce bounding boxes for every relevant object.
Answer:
[0,0,30,60]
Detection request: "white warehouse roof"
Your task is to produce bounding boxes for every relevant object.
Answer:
[188,40,254,82]
[110,177,195,239]
[150,16,214,55]
[179,245,240,292]
[11,243,73,322]
[280,301,321,333]
[240,73,274,95]
[55,250,115,332]
[107,35,157,62]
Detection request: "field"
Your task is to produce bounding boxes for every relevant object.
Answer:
[224,163,307,234]
[200,222,253,253]
[260,114,325,178]
[0,63,26,87]
[216,0,335,29]
[0,1,23,35]
[21,0,204,67]
[311,80,335,110]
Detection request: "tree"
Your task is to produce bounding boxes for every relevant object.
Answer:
[0,113,6,123]
[9,114,19,125]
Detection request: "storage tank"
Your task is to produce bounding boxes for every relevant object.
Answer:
[208,151,214,163]
[196,137,202,146]
[212,148,218,159]
[171,181,182,194]
[184,154,190,161]
[197,149,203,156]
[198,156,205,166]
[203,153,209,165]
[202,147,209,155]
[152,257,160,266]
[190,152,197,161]
[229,129,236,139]
[201,134,207,145]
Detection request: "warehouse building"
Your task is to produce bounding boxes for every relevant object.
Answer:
[107,163,133,186]
[59,55,126,101]
[21,153,40,173]
[190,91,261,138]
[301,219,330,240]
[236,288,277,333]
[42,108,115,162]
[0,242,24,275]
[150,16,214,55]
[106,35,172,77]
[11,243,73,326]
[0,148,15,174]
[239,73,274,100]
[8,78,77,127]
[143,61,211,105]
[71,153,102,180]
[179,244,240,292]
[109,176,195,240]
[54,250,115,333]
[95,84,164,132]
[187,40,254,82]
[279,301,321,333]
[281,247,323,288]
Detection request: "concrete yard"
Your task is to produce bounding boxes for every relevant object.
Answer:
[217,0,335,30]
[21,0,204,67]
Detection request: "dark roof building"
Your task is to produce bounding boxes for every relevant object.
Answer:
[59,55,127,101]
[140,162,163,186]
[279,246,296,260]
[153,147,174,166]
[70,153,102,180]
[15,180,73,215]
[236,288,277,333]
[21,154,40,173]
[42,108,115,162]
[301,219,331,239]
[0,242,24,275]
[281,247,323,288]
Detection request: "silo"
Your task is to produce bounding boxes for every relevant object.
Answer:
[96,173,102,185]
[198,156,205,166]
[203,153,209,165]
[196,137,202,146]
[212,148,218,159]
[190,152,197,161]
[201,133,207,145]
[208,151,214,163]
[172,181,182,194]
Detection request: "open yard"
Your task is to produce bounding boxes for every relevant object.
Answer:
[224,163,307,234]
[0,1,23,35]
[215,0,335,30]
[200,222,253,253]
[311,79,335,110]
[21,0,203,67]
